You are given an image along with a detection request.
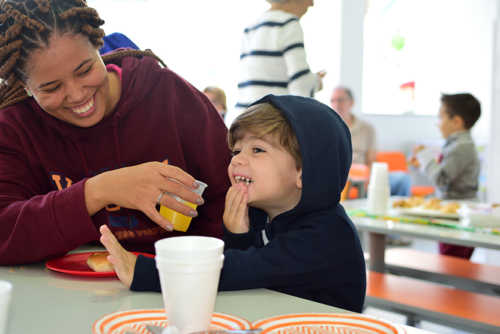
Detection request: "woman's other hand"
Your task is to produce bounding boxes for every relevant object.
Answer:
[85,162,204,231]
[223,184,250,234]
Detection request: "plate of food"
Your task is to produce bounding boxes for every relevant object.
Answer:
[46,251,154,277]
[252,313,405,334]
[92,309,252,334]
[392,197,461,220]
[459,203,500,227]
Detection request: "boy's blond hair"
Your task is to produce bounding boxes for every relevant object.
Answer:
[228,103,302,169]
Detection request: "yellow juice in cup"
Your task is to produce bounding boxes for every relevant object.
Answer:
[158,180,207,232]
[159,201,197,232]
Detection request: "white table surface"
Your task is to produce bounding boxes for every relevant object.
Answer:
[343,198,500,249]
[343,198,500,274]
[0,246,433,334]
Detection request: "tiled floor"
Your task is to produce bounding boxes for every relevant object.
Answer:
[361,237,500,334]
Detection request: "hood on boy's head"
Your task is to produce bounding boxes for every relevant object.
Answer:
[250,94,352,215]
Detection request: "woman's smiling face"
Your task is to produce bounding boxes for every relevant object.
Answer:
[24,33,114,127]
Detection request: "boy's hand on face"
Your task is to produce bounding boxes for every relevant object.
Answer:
[223,184,250,234]
[99,225,137,288]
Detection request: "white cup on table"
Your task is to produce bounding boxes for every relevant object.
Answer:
[0,281,12,334]
[367,162,390,215]
[154,236,224,334]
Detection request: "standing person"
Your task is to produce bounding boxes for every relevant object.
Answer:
[203,86,227,120]
[100,95,366,312]
[331,86,411,197]
[225,0,325,127]
[0,0,230,265]
[411,93,481,259]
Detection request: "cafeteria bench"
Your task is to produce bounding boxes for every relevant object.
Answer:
[385,247,500,295]
[365,270,500,334]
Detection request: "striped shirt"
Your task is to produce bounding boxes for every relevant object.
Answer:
[225,10,320,126]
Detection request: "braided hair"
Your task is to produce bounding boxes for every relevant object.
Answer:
[0,0,166,110]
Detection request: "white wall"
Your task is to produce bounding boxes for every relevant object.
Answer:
[362,114,441,153]
[302,1,342,105]
[336,0,365,114]
[488,2,500,203]
[90,0,341,113]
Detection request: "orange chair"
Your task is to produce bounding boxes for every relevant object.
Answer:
[341,163,370,200]
[375,151,407,172]
[375,151,435,197]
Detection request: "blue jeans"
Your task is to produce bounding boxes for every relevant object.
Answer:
[389,171,411,196]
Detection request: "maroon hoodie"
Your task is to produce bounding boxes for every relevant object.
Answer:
[0,54,231,265]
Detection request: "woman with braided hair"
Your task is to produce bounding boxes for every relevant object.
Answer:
[0,0,231,264]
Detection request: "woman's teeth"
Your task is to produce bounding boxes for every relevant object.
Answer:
[72,98,94,114]
[235,176,252,185]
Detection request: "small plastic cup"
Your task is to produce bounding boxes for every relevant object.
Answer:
[0,281,12,334]
[159,180,208,232]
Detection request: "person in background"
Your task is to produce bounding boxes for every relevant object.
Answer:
[0,0,230,265]
[331,86,412,246]
[99,95,366,312]
[225,0,326,127]
[99,32,139,54]
[330,86,412,197]
[410,93,481,259]
[203,86,227,120]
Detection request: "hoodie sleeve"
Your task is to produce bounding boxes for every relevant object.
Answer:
[130,225,260,292]
[131,215,365,312]
[0,122,98,265]
[131,254,161,292]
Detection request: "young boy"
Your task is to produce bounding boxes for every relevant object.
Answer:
[411,93,481,259]
[100,94,366,312]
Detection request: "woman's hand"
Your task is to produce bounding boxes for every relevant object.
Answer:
[99,225,137,288]
[223,183,250,234]
[85,162,204,231]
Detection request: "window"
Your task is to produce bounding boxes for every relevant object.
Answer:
[362,0,495,116]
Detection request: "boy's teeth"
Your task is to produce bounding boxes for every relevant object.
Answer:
[235,176,252,184]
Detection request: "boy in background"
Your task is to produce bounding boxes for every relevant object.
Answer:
[100,94,366,312]
[411,93,481,259]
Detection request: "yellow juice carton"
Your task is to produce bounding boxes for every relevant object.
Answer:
[158,180,207,232]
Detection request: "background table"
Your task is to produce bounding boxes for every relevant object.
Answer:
[1,246,433,334]
[343,198,500,272]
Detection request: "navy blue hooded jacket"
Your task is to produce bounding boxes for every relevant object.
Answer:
[131,95,366,312]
